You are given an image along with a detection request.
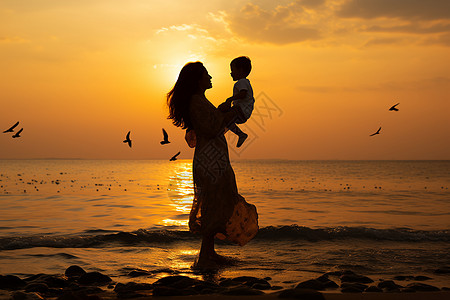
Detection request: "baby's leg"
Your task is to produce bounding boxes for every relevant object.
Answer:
[228,123,248,148]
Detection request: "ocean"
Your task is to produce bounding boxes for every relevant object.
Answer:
[0,160,449,288]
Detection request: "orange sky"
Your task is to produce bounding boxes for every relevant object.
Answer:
[1,0,449,160]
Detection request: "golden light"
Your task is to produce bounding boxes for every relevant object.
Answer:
[161,161,194,227]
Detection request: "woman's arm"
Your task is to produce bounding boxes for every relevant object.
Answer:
[190,95,239,139]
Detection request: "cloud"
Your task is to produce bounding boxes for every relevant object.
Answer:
[366,23,450,34]
[298,77,450,93]
[225,2,321,45]
[0,36,29,44]
[337,0,450,21]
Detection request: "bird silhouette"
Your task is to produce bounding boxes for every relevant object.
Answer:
[169,151,180,161]
[12,128,23,138]
[369,127,381,136]
[3,121,19,133]
[389,103,400,111]
[160,128,170,145]
[123,131,132,148]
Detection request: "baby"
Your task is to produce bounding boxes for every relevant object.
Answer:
[225,56,254,147]
[185,56,255,149]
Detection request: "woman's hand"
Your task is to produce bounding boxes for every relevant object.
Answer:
[218,100,231,112]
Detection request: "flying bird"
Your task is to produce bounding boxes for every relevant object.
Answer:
[12,128,23,138]
[3,121,19,133]
[369,127,381,137]
[169,151,181,161]
[160,128,170,145]
[123,131,132,148]
[389,103,400,111]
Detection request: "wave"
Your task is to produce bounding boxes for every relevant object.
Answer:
[1,225,449,250]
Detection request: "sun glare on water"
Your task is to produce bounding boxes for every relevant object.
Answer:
[162,161,194,227]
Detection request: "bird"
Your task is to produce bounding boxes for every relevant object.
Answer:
[3,121,19,133]
[160,128,170,145]
[12,128,23,138]
[123,131,132,148]
[169,151,180,161]
[389,103,400,111]
[369,127,381,136]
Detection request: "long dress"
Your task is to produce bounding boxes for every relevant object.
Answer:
[188,94,258,246]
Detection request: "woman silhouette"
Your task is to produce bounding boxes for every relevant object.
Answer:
[167,62,258,268]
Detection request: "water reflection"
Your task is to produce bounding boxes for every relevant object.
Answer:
[163,161,194,227]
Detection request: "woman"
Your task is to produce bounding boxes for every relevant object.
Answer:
[167,62,258,268]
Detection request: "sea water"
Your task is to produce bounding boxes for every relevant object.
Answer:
[0,160,449,288]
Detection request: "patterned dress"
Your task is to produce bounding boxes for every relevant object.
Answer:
[188,94,258,246]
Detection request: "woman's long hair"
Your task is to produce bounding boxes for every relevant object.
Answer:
[167,62,206,130]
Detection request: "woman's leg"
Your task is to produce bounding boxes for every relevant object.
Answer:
[199,234,215,259]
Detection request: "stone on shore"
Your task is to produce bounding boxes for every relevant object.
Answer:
[278,288,325,299]
[377,280,403,292]
[65,266,87,279]
[77,272,112,286]
[0,275,26,290]
[364,285,383,292]
[405,282,440,292]
[221,286,264,296]
[340,273,374,283]
[12,291,45,300]
[340,282,367,293]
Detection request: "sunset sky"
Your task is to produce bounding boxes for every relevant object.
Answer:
[1,0,449,160]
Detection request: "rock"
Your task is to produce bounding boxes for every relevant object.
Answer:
[278,288,325,299]
[325,270,355,277]
[406,282,440,292]
[341,286,363,293]
[252,282,271,290]
[231,276,261,286]
[57,290,103,300]
[0,275,26,290]
[340,282,367,293]
[78,272,112,286]
[434,266,450,274]
[65,266,86,279]
[12,291,45,300]
[414,275,432,281]
[153,275,199,289]
[27,274,68,288]
[114,282,153,293]
[25,282,49,293]
[295,279,324,290]
[221,286,264,296]
[378,280,403,291]
[401,287,416,293]
[127,270,151,277]
[364,286,383,292]
[152,286,197,296]
[219,278,240,287]
[340,273,373,283]
[271,286,284,290]
[393,275,414,281]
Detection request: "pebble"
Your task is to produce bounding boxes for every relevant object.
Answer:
[77,272,112,286]
[0,267,448,298]
[278,288,325,299]
[340,273,374,283]
[65,266,87,279]
[406,282,440,292]
[0,275,26,290]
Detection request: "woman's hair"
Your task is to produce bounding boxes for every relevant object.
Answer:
[167,62,206,130]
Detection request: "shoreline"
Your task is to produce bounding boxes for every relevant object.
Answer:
[1,265,449,300]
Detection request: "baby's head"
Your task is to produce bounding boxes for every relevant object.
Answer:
[230,56,252,81]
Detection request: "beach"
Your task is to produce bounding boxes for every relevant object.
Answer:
[0,160,449,298]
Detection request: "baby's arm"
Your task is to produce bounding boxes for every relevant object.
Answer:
[226,89,247,104]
